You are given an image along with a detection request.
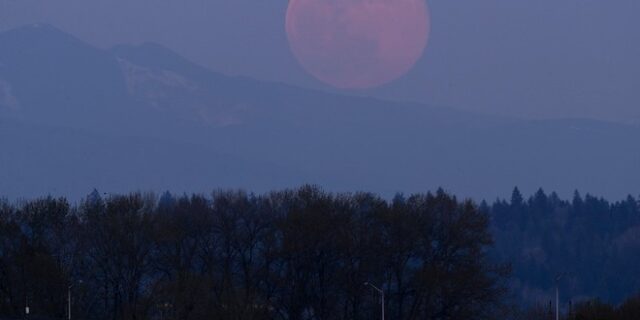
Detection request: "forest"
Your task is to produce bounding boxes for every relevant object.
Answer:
[490,188,640,305]
[0,186,638,320]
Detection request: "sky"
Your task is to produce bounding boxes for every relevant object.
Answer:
[1,0,639,123]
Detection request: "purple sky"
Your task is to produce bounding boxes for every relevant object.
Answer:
[1,0,638,123]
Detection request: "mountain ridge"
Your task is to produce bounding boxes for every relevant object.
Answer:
[1,24,638,200]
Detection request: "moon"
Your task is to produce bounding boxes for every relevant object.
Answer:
[285,0,430,89]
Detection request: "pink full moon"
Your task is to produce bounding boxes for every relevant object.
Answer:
[285,0,430,89]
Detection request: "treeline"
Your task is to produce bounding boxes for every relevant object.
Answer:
[0,186,508,320]
[490,188,640,304]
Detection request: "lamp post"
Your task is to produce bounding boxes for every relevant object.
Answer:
[364,282,384,320]
[25,295,29,320]
[555,284,559,320]
[68,280,83,320]
[555,273,566,320]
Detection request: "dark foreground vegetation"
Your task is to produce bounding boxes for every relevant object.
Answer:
[0,186,508,320]
[1,186,639,320]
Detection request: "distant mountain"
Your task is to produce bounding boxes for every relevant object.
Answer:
[0,119,301,198]
[0,24,134,129]
[1,24,639,200]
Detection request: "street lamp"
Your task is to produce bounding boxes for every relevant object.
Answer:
[68,280,83,320]
[364,282,385,320]
[25,295,29,320]
[158,302,173,320]
[554,273,566,320]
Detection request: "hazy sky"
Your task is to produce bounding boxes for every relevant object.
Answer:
[1,0,638,122]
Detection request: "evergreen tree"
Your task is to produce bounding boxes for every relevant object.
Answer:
[510,187,524,208]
